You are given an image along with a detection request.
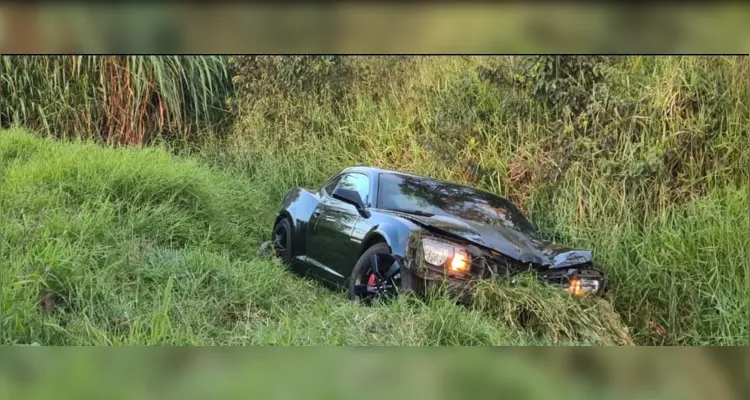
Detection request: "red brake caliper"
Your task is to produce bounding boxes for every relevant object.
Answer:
[367,274,376,286]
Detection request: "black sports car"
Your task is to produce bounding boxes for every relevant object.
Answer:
[271,166,607,303]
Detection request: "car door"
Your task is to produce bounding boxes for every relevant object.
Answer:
[306,172,371,282]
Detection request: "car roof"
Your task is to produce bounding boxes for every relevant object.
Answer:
[338,165,519,208]
[341,165,427,179]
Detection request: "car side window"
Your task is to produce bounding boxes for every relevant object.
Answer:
[334,173,370,205]
[321,175,341,196]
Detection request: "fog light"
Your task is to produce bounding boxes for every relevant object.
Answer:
[565,277,600,296]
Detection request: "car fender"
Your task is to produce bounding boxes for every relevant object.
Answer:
[358,216,419,259]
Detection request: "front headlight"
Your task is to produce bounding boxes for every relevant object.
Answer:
[565,277,601,296]
[421,238,471,276]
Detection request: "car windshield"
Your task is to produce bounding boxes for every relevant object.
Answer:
[376,173,537,234]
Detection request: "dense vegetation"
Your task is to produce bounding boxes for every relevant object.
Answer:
[0,56,231,145]
[0,56,747,345]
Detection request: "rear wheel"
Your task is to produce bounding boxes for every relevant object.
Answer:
[272,218,293,264]
[348,242,416,304]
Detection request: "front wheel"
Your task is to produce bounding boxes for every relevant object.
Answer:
[348,242,416,304]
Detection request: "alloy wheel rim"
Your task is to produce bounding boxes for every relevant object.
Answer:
[353,252,401,302]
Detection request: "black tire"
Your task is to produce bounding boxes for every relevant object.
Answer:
[348,242,416,303]
[271,217,293,264]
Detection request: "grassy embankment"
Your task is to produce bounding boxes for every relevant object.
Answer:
[0,56,747,345]
[0,129,632,345]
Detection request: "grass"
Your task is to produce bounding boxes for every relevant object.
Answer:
[0,55,747,346]
[0,129,634,346]
[206,56,748,345]
[0,56,231,145]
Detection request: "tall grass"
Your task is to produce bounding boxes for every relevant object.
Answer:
[0,56,746,346]
[0,56,231,145]
[208,56,748,345]
[0,129,632,346]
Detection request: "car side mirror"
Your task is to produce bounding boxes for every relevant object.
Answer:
[332,188,369,217]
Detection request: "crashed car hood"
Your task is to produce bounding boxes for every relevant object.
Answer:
[391,212,592,269]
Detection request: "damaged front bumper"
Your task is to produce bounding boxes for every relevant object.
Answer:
[403,232,608,299]
[539,265,608,296]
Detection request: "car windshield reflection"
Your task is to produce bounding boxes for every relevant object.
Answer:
[376,173,537,234]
